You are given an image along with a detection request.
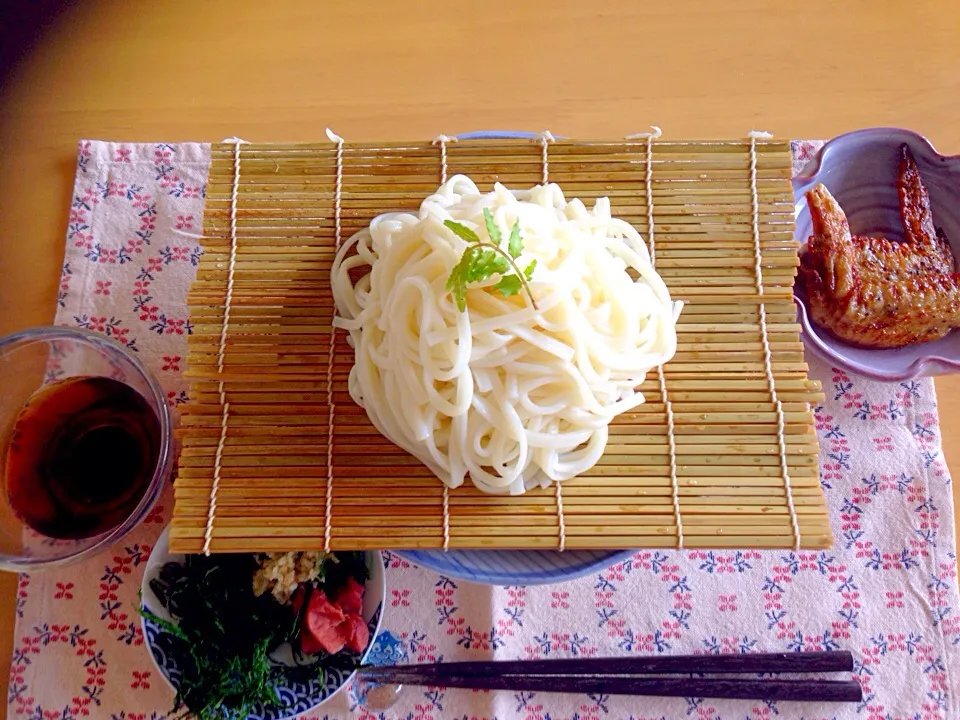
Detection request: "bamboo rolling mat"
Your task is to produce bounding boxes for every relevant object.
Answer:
[170,135,828,554]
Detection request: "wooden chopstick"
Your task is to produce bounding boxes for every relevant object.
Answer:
[357,672,863,702]
[360,650,853,679]
[358,651,863,703]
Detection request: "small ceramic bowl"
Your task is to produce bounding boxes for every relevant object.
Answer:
[793,128,960,381]
[140,527,385,719]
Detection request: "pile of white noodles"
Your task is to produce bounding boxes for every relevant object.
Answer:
[331,176,680,495]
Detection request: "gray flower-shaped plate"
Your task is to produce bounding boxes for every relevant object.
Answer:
[793,128,960,381]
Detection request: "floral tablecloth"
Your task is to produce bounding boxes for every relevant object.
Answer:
[6,140,960,720]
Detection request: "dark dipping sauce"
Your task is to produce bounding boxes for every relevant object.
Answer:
[4,376,160,539]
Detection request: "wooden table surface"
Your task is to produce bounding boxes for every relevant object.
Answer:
[2,0,960,703]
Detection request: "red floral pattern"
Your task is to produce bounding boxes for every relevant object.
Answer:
[8,140,960,720]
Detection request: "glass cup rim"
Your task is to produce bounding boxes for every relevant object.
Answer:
[0,325,174,571]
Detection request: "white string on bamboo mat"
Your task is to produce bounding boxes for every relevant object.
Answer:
[627,127,684,549]
[534,130,556,186]
[748,130,801,551]
[203,136,248,556]
[555,480,566,553]
[531,129,566,550]
[442,486,451,551]
[432,134,457,185]
[431,133,459,550]
[324,128,345,553]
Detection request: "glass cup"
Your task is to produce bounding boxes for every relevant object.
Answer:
[0,326,172,572]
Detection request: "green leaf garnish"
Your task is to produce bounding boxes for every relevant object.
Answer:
[482,208,502,245]
[444,219,480,244]
[138,605,190,641]
[507,220,523,259]
[494,275,523,296]
[523,258,537,281]
[445,212,538,311]
[470,248,510,281]
[446,245,478,312]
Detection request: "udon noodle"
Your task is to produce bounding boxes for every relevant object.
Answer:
[331,176,680,495]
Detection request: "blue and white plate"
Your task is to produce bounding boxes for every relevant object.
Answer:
[397,547,635,586]
[396,130,634,587]
[140,527,385,719]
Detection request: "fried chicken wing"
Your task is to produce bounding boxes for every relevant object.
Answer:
[799,145,960,348]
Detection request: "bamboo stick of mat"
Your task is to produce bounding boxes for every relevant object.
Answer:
[171,137,827,554]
